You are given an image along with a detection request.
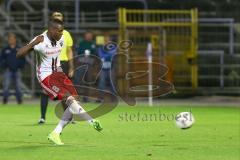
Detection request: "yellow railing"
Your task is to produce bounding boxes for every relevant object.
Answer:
[118,8,198,89]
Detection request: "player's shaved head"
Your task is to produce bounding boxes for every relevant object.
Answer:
[48,19,64,29]
[47,19,64,41]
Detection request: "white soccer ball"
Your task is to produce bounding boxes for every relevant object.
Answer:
[175,112,195,129]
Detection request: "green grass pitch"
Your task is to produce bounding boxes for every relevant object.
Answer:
[0,102,239,160]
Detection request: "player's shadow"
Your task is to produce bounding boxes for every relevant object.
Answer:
[9,145,60,150]
[0,140,50,147]
[0,140,96,148]
[16,123,57,126]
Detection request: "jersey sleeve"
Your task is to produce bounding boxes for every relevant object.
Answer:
[64,30,73,47]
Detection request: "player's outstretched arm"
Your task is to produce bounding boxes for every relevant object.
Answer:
[17,35,44,58]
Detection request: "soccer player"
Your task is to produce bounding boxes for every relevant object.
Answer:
[17,19,103,145]
[38,12,74,124]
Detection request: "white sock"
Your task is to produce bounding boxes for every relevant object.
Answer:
[54,120,69,134]
[54,107,72,134]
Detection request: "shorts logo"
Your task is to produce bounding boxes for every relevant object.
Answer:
[52,85,60,93]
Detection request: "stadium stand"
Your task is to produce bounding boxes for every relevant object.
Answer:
[0,0,240,95]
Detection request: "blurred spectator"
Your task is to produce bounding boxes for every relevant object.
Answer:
[0,33,25,104]
[78,31,97,56]
[75,31,98,102]
[97,36,117,98]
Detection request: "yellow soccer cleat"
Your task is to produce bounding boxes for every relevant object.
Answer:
[47,131,64,145]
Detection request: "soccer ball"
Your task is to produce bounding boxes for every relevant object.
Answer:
[175,112,195,129]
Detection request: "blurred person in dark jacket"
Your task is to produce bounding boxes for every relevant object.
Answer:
[0,33,25,104]
[97,36,117,100]
[78,31,97,57]
[75,31,98,102]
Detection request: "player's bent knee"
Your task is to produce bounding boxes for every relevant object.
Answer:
[69,100,83,114]
[64,95,82,114]
[63,93,73,104]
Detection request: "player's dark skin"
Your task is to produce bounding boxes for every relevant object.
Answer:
[16,20,72,103]
[17,22,63,58]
